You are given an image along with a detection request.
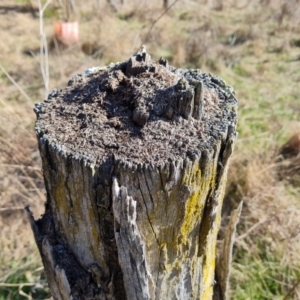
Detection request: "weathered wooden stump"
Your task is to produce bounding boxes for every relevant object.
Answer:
[28,48,238,300]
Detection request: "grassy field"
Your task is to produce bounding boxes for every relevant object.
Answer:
[0,0,300,299]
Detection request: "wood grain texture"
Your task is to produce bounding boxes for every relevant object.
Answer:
[29,51,238,299]
[215,201,243,300]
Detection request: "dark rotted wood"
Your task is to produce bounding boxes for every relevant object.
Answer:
[29,47,238,300]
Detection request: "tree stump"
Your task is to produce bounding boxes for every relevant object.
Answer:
[28,48,238,300]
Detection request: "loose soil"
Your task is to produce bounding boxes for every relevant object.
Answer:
[35,57,237,166]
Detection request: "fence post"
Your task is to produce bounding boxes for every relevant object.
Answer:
[28,49,238,299]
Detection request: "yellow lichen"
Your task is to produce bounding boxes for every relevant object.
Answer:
[200,164,228,299]
[180,160,215,245]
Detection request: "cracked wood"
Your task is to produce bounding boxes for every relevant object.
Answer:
[29,50,238,300]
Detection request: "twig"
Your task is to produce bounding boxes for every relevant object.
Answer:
[0,164,41,171]
[38,0,52,99]
[131,33,140,57]
[0,207,25,212]
[143,0,180,44]
[0,283,40,287]
[0,64,31,103]
[0,135,28,154]
[236,217,268,241]
[283,279,300,300]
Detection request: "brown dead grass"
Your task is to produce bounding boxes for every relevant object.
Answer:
[225,147,300,298]
[0,96,45,274]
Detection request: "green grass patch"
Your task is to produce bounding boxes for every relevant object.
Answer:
[0,265,50,300]
[0,255,50,300]
[231,248,300,300]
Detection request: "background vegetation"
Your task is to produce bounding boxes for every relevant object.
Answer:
[0,0,299,299]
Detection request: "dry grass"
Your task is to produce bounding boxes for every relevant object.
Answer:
[0,95,44,259]
[0,92,48,298]
[0,0,300,298]
[225,149,300,299]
